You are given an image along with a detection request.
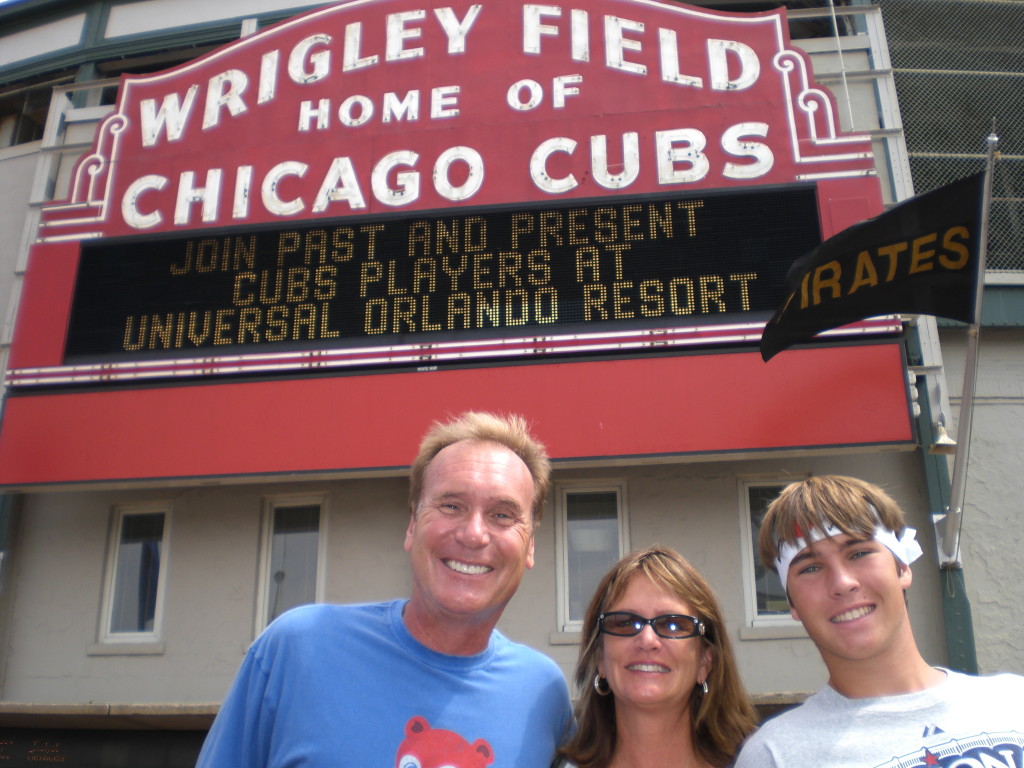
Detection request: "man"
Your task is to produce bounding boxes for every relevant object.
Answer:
[736,475,1023,768]
[197,411,571,768]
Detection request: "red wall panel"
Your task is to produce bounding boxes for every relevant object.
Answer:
[0,343,912,487]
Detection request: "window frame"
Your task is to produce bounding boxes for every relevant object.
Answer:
[99,503,171,644]
[738,480,803,628]
[254,493,327,635]
[554,481,630,634]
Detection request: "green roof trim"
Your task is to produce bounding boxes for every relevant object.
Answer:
[937,284,1024,328]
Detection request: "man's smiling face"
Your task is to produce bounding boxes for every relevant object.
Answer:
[786,533,913,671]
[404,438,536,640]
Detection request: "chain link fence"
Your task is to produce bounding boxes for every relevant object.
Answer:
[876,0,1024,271]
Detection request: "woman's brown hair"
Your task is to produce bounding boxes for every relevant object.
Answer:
[558,545,758,768]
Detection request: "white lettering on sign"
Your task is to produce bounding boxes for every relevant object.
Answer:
[606,15,646,76]
[203,70,248,130]
[258,51,278,103]
[372,150,421,206]
[138,6,482,146]
[234,165,253,219]
[507,75,583,111]
[708,39,759,90]
[175,169,223,225]
[121,146,488,227]
[122,175,169,228]
[721,122,773,178]
[386,10,426,61]
[111,1,835,233]
[140,85,199,147]
[529,125,773,194]
[289,34,332,83]
[435,5,483,52]
[522,5,560,55]
[657,129,709,184]
[530,137,577,194]
[520,4,759,90]
[313,158,367,212]
[263,161,308,217]
[592,132,640,190]
[434,146,485,201]
[431,85,461,118]
[383,91,420,122]
[296,85,459,131]
[343,22,378,71]
[522,5,590,61]
[658,29,701,88]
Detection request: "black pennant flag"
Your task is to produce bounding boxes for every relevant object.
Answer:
[760,172,986,362]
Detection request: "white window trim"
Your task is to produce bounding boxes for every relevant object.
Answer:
[554,480,630,634]
[98,502,171,645]
[738,480,803,631]
[254,493,328,636]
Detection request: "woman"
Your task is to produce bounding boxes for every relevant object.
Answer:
[555,546,757,768]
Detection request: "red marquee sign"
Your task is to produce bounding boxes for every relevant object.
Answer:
[41,0,879,240]
[4,0,897,387]
[9,0,891,387]
[0,0,914,487]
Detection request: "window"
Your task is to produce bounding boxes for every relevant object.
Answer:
[101,505,169,642]
[555,484,629,632]
[256,496,325,633]
[0,75,69,149]
[739,483,795,626]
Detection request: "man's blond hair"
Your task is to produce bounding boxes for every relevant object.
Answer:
[408,411,551,524]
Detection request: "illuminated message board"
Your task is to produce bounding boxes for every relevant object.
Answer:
[65,185,820,362]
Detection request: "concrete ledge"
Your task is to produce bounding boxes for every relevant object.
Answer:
[87,641,166,656]
[750,691,811,707]
[0,694,811,731]
[548,631,581,645]
[738,623,810,641]
[750,691,812,720]
[0,702,219,730]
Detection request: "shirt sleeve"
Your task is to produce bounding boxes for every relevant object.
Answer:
[733,731,780,768]
[195,647,275,768]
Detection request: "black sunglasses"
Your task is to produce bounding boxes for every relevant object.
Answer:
[598,611,705,640]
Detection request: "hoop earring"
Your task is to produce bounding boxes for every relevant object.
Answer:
[698,680,708,695]
[593,674,611,696]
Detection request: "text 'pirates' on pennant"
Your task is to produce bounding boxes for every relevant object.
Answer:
[760,172,986,362]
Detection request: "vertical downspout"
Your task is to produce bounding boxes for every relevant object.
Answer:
[0,493,21,695]
[906,327,979,673]
[72,1,112,108]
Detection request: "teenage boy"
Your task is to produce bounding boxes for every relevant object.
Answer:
[736,475,1023,768]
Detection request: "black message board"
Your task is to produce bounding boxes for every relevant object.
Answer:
[65,186,820,362]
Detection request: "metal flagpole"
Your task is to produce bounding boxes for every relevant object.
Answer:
[825,0,856,131]
[938,127,999,563]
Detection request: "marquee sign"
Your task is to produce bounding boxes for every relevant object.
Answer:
[65,186,821,366]
[8,0,892,387]
[0,0,915,489]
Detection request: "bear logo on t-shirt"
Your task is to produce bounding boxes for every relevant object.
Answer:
[395,716,494,768]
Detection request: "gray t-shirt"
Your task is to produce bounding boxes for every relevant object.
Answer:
[736,669,1024,768]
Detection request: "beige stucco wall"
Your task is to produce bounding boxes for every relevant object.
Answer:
[940,327,1024,676]
[2,448,948,704]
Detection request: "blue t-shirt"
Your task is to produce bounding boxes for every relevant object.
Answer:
[197,600,572,768]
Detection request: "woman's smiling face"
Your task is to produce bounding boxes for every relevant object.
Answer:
[598,574,712,715]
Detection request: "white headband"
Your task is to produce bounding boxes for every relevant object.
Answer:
[773,507,923,591]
